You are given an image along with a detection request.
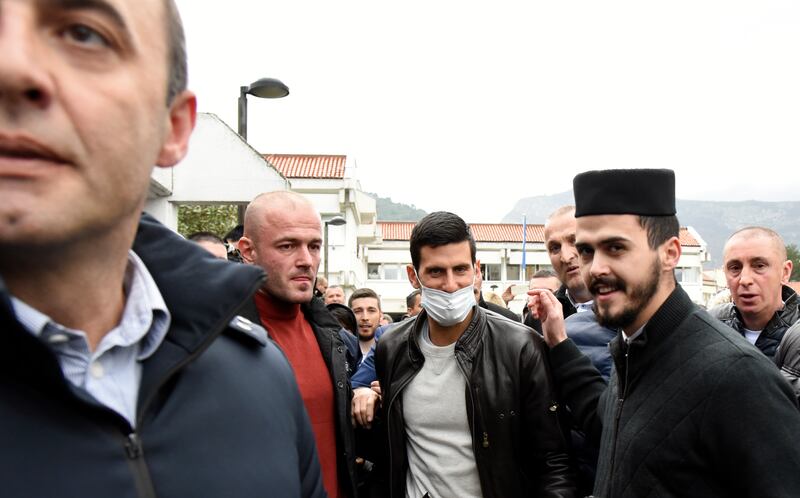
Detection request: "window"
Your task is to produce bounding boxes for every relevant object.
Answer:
[480,263,502,281]
[368,263,380,279]
[384,264,400,280]
[507,264,522,280]
[677,267,698,284]
[367,263,406,281]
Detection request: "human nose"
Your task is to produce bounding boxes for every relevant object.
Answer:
[0,5,53,114]
[441,271,460,293]
[588,252,610,279]
[295,246,313,268]
[738,266,754,286]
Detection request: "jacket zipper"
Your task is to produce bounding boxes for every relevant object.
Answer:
[124,432,158,498]
[125,276,265,498]
[607,345,632,498]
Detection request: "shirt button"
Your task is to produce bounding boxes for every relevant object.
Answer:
[90,361,105,379]
[47,333,70,345]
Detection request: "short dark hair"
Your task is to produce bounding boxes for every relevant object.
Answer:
[187,231,224,244]
[638,215,680,249]
[224,224,245,243]
[165,0,188,104]
[348,288,381,309]
[410,211,476,270]
[531,269,558,279]
[406,289,421,308]
[327,304,357,334]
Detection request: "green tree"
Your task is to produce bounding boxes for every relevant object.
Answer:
[788,243,800,281]
[178,204,239,238]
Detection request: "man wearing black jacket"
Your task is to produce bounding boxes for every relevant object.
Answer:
[531,169,800,498]
[239,191,357,498]
[0,1,323,496]
[375,211,575,498]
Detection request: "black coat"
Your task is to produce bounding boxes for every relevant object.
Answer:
[375,307,576,498]
[0,214,325,498]
[551,286,800,497]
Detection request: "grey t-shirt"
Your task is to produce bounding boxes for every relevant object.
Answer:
[402,322,482,498]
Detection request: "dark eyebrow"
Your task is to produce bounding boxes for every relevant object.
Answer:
[43,0,129,33]
[599,236,630,246]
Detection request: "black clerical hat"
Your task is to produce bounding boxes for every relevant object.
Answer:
[573,169,676,217]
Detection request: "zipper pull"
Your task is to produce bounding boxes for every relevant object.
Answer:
[482,432,490,448]
[126,433,143,459]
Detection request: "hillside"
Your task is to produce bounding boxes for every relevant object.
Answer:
[368,192,428,221]
[503,191,800,267]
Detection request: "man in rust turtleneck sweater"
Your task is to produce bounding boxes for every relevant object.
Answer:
[239,191,356,498]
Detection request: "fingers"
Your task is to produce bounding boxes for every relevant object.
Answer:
[370,380,382,396]
[352,387,379,429]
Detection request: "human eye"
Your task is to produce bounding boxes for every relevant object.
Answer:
[577,245,593,261]
[726,263,741,276]
[60,22,112,49]
[547,243,560,255]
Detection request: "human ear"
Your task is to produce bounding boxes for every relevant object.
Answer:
[406,264,420,289]
[238,236,256,264]
[156,90,198,167]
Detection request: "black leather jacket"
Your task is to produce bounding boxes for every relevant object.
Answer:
[711,285,800,359]
[374,306,576,498]
[775,320,800,405]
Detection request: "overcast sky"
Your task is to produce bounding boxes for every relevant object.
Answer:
[175,0,799,222]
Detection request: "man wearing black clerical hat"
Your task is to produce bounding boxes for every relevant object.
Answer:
[528,169,800,498]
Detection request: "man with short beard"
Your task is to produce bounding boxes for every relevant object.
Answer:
[238,191,357,498]
[348,288,382,365]
[530,169,800,498]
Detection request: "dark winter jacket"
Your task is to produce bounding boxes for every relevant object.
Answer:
[375,307,576,498]
[711,284,800,359]
[775,320,800,405]
[242,294,359,498]
[0,214,325,498]
[551,286,800,498]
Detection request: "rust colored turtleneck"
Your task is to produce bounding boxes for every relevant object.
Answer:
[255,292,341,498]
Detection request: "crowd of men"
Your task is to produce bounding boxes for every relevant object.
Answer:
[2,1,800,497]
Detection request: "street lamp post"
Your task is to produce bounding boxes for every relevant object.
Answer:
[236,77,289,222]
[237,77,290,141]
[324,215,347,282]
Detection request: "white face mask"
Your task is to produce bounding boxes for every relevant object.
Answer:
[415,270,476,327]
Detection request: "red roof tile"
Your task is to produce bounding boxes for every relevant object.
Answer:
[263,154,345,179]
[379,221,700,246]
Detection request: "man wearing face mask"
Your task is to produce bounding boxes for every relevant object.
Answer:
[373,212,576,498]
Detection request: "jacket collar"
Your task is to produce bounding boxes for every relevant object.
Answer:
[609,285,698,378]
[406,305,485,364]
[729,284,799,334]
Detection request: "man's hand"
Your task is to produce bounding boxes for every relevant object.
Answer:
[352,386,380,429]
[502,284,515,305]
[527,288,568,348]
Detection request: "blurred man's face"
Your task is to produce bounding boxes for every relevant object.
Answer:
[196,240,228,260]
[724,232,792,328]
[545,212,586,297]
[0,0,195,249]
[350,296,381,342]
[407,293,422,316]
[324,286,345,305]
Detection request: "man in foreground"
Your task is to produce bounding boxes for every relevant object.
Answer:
[375,211,575,498]
[0,1,323,496]
[531,169,800,497]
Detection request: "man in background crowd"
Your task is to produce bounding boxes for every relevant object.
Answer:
[712,227,799,359]
[188,231,228,260]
